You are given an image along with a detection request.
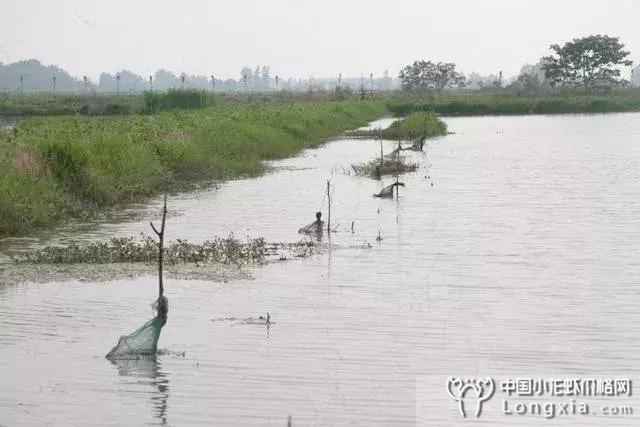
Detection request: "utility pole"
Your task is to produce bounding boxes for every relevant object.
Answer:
[210,74,215,92]
[116,73,121,95]
[19,74,24,95]
[52,75,56,95]
[149,75,153,92]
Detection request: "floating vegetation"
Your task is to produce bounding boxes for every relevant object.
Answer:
[351,158,418,178]
[0,262,254,285]
[13,234,319,265]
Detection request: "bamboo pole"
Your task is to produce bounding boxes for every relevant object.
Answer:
[326,180,331,234]
[379,129,384,166]
[150,194,168,298]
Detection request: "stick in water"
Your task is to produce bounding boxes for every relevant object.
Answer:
[150,194,168,299]
[326,180,331,234]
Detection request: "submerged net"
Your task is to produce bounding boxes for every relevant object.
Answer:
[106,296,168,359]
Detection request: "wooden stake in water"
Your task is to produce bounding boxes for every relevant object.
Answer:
[150,194,168,299]
[396,140,401,199]
[326,180,331,234]
[379,129,384,166]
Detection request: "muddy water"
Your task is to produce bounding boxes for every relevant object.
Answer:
[2,114,640,426]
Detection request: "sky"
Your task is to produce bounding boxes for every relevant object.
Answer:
[1,0,638,80]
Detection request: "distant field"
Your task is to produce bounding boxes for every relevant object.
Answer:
[3,89,640,117]
[386,90,640,116]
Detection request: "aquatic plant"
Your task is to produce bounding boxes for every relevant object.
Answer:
[351,158,418,178]
[13,234,319,265]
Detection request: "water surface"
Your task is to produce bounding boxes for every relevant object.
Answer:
[2,114,640,426]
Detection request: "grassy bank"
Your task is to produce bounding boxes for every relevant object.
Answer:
[0,101,386,237]
[387,93,640,116]
[381,112,448,139]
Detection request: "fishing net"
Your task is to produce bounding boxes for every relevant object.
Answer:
[106,296,168,359]
[298,220,324,235]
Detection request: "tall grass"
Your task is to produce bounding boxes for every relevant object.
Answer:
[0,101,386,236]
[0,93,142,116]
[143,89,216,113]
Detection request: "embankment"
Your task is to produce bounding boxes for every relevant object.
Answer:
[0,101,386,237]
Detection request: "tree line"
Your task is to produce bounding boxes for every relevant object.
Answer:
[399,34,635,93]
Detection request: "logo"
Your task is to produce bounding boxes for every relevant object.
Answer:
[447,377,495,418]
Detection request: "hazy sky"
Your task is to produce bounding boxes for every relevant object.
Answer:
[1,0,638,80]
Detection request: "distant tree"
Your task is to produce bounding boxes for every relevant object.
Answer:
[541,35,633,89]
[508,62,549,95]
[154,69,180,90]
[0,59,85,92]
[240,67,252,90]
[99,70,145,93]
[632,65,640,87]
[261,65,271,90]
[381,69,392,90]
[253,65,261,89]
[399,60,465,92]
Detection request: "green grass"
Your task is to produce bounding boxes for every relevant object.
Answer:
[387,93,640,116]
[0,100,386,237]
[0,90,369,116]
[0,93,143,116]
[143,89,216,113]
[347,112,447,140]
[381,112,447,139]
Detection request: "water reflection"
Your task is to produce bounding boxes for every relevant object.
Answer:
[109,356,169,425]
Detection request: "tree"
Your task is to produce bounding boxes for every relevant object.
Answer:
[261,65,271,90]
[240,67,252,90]
[508,62,549,95]
[399,60,465,92]
[541,35,633,89]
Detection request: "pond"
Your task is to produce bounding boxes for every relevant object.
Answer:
[1,113,640,426]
